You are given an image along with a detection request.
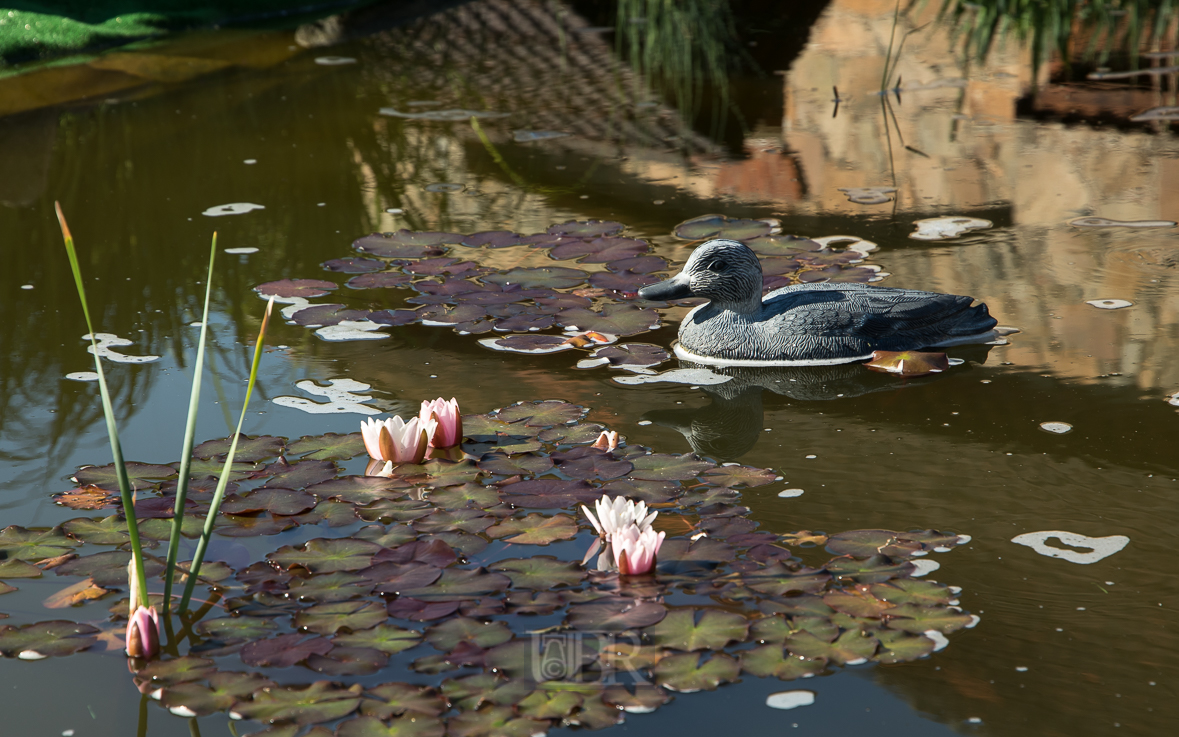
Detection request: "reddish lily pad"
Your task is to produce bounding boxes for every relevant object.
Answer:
[864,350,950,377]
[461,231,527,248]
[703,465,779,488]
[0,526,79,562]
[875,630,937,663]
[289,305,374,328]
[192,435,286,462]
[497,478,599,508]
[482,267,587,290]
[366,562,444,595]
[241,634,334,668]
[485,514,578,545]
[786,630,879,664]
[386,599,461,621]
[346,272,414,290]
[307,476,410,504]
[73,462,175,489]
[567,598,667,632]
[884,604,977,634]
[496,400,587,427]
[476,453,554,480]
[161,672,276,718]
[652,652,741,692]
[556,452,633,481]
[53,485,118,510]
[589,270,661,292]
[359,683,447,719]
[642,608,750,651]
[477,334,577,354]
[629,453,714,481]
[353,231,455,258]
[269,538,383,574]
[230,681,363,725]
[869,579,956,606]
[826,530,924,558]
[260,459,338,490]
[577,343,668,370]
[673,214,774,241]
[399,568,511,599]
[556,304,660,336]
[222,488,316,516]
[491,556,586,589]
[337,715,446,737]
[255,279,338,299]
[323,257,387,273]
[825,555,915,584]
[308,646,389,676]
[0,620,99,658]
[547,220,625,237]
[550,237,649,263]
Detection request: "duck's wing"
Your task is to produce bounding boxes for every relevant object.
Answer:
[765,284,997,351]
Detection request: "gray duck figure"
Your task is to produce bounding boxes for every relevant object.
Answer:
[637,239,1000,365]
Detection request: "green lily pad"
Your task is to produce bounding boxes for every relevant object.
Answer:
[0,526,79,561]
[307,476,410,505]
[884,604,977,634]
[54,550,164,587]
[447,704,551,737]
[786,630,879,665]
[652,652,741,692]
[462,415,509,438]
[73,462,175,489]
[359,683,447,719]
[703,465,780,488]
[288,433,367,461]
[287,572,374,602]
[336,715,446,737]
[161,672,276,718]
[308,646,389,676]
[517,689,584,719]
[642,608,749,651]
[0,620,98,658]
[260,459,338,489]
[413,510,493,535]
[868,579,956,606]
[182,458,257,481]
[256,278,338,299]
[825,555,914,584]
[557,452,633,481]
[192,435,285,462]
[399,568,511,600]
[295,500,360,528]
[477,454,554,477]
[504,590,563,615]
[749,615,793,643]
[425,617,512,651]
[567,598,667,632]
[333,624,422,654]
[139,516,204,540]
[875,630,936,663]
[136,656,216,686]
[673,214,774,241]
[230,681,363,725]
[0,560,42,578]
[196,617,279,642]
[496,400,587,427]
[353,231,456,257]
[357,499,432,524]
[441,673,532,710]
[398,460,483,488]
[491,557,586,590]
[240,634,333,668]
[536,423,608,445]
[482,266,587,290]
[739,645,826,679]
[486,514,578,545]
[628,454,714,481]
[0,582,15,594]
[269,538,383,574]
[822,590,895,618]
[825,530,924,558]
[601,684,670,714]
[556,304,661,337]
[355,524,417,549]
[295,600,388,635]
[426,484,502,509]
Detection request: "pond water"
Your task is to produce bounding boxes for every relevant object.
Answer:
[2,0,1179,735]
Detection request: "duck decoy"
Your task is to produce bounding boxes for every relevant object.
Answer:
[637,239,1000,366]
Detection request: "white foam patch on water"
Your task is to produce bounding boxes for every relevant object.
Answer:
[637,420,652,426]
[243,159,257,164]
[1086,299,1133,309]
[315,56,357,65]
[909,216,993,241]
[778,489,805,498]
[272,379,380,415]
[20,284,33,290]
[224,247,259,254]
[65,371,99,382]
[924,630,950,651]
[765,690,815,710]
[1039,421,1072,434]
[315,321,389,341]
[910,559,941,577]
[576,357,611,369]
[84,333,160,363]
[613,368,732,386]
[202,202,265,217]
[1011,530,1129,564]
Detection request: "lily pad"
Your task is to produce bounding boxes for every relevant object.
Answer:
[336,715,445,737]
[425,617,512,651]
[286,572,374,602]
[629,454,714,481]
[387,599,461,621]
[136,655,216,686]
[673,214,774,241]
[447,704,550,737]
[556,304,660,337]
[786,630,879,665]
[333,624,423,655]
[875,630,937,663]
[496,400,586,427]
[461,231,527,248]
[550,237,649,263]
[0,620,99,658]
[740,645,826,679]
[230,681,363,725]
[347,273,414,290]
[222,488,316,516]
[884,604,977,634]
[642,608,749,651]
[197,617,279,642]
[192,435,286,462]
[307,476,409,504]
[74,462,175,489]
[703,465,779,488]
[825,555,914,584]
[55,550,163,587]
[323,257,387,273]
[567,598,667,632]
[482,267,587,290]
[289,305,375,328]
[547,220,625,237]
[161,672,276,718]
[308,646,390,676]
[353,231,455,258]
[652,652,741,692]
[825,530,924,558]
[869,579,956,607]
[269,538,383,574]
[399,568,511,599]
[0,526,79,562]
[240,634,333,668]
[359,683,447,719]
[497,478,599,508]
[486,514,578,545]
[516,689,583,719]
[255,279,338,299]
[491,557,586,589]
[425,484,503,510]
[576,343,669,371]
[864,351,950,377]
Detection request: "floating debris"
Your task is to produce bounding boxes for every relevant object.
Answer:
[909,217,992,241]
[1086,299,1133,310]
[64,371,99,382]
[864,350,951,377]
[272,379,381,415]
[614,368,733,386]
[512,130,570,142]
[83,333,160,364]
[1038,422,1072,434]
[1011,530,1129,564]
[224,247,259,255]
[201,203,265,217]
[1167,391,1179,407]
[766,690,815,710]
[777,489,805,498]
[1068,217,1176,228]
[314,56,357,65]
[314,321,390,342]
[378,108,509,121]
[838,187,896,205]
[20,284,33,290]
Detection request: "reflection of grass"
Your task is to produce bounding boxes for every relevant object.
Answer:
[940,0,1179,78]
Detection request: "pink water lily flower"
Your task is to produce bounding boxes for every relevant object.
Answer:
[581,494,657,540]
[611,525,666,575]
[126,605,160,659]
[419,397,462,448]
[361,415,436,465]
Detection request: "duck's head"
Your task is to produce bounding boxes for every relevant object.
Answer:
[638,239,763,309]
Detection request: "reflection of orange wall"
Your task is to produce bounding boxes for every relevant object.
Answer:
[712,140,803,201]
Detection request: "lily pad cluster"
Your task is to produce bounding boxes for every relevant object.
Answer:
[253,218,888,373]
[8,401,975,735]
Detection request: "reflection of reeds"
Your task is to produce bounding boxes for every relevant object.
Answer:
[940,0,1179,79]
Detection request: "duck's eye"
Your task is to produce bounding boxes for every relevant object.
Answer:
[709,260,726,272]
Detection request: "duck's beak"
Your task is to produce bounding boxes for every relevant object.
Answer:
[638,273,693,301]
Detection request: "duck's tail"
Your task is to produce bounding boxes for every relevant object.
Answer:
[929,300,999,347]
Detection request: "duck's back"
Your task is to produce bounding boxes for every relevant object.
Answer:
[677,282,998,364]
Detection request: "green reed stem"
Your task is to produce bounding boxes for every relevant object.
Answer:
[55,202,150,610]
[162,234,217,614]
[178,297,274,615]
